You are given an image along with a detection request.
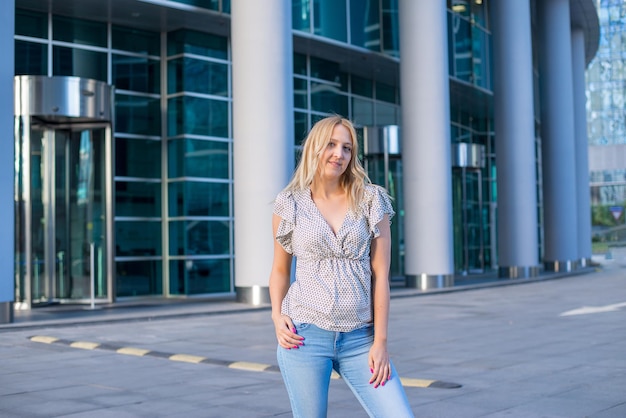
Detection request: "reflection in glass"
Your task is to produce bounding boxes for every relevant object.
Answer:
[113,55,160,94]
[167,29,227,59]
[15,41,47,76]
[115,138,161,178]
[169,220,230,255]
[116,260,162,297]
[115,94,161,136]
[115,182,161,217]
[293,0,311,32]
[16,9,48,38]
[311,83,348,115]
[313,0,347,42]
[112,26,160,55]
[115,221,162,256]
[168,138,229,178]
[294,78,308,109]
[168,58,228,96]
[169,181,229,217]
[53,47,107,82]
[169,258,230,295]
[53,15,107,47]
[167,96,229,137]
[350,0,380,50]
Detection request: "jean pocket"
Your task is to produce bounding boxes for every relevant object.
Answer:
[292,321,311,332]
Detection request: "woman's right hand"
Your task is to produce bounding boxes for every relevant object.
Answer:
[272,314,305,349]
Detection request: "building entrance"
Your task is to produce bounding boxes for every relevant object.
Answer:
[14,76,114,308]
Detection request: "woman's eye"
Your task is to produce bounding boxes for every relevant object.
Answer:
[344,147,352,152]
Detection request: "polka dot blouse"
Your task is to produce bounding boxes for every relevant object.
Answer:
[273,184,395,332]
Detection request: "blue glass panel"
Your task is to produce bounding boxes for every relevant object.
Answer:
[351,75,373,98]
[350,0,380,51]
[313,0,347,42]
[112,26,160,55]
[115,221,162,256]
[375,102,398,125]
[294,78,308,109]
[375,82,396,103]
[169,220,230,255]
[310,83,348,115]
[167,29,227,59]
[53,46,107,81]
[381,0,399,57]
[169,181,229,217]
[294,111,308,146]
[116,138,161,178]
[169,258,230,295]
[115,181,161,217]
[116,260,163,297]
[168,138,229,179]
[293,0,311,32]
[310,57,347,89]
[115,94,161,136]
[113,54,160,94]
[168,57,228,96]
[53,16,107,47]
[352,98,374,126]
[15,41,47,75]
[16,9,47,38]
[294,53,307,75]
[170,0,219,10]
[167,96,229,137]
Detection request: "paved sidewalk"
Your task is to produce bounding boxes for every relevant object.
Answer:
[1,264,625,417]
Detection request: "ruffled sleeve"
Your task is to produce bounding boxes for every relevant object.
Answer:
[366,185,395,238]
[273,190,296,254]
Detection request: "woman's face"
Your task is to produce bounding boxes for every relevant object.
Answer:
[318,123,353,181]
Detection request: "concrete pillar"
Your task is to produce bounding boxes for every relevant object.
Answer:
[231,0,294,304]
[538,0,579,271]
[571,28,592,267]
[399,0,454,288]
[0,0,15,323]
[491,1,540,278]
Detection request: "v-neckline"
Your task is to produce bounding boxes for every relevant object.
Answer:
[307,188,349,238]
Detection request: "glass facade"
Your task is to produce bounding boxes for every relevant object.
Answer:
[17,0,597,305]
[587,0,626,242]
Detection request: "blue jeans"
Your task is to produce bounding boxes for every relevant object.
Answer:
[276,322,414,418]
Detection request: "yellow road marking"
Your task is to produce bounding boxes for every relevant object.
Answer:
[117,347,150,356]
[400,377,437,388]
[331,370,341,380]
[30,336,59,344]
[70,341,100,350]
[169,354,206,363]
[228,361,272,372]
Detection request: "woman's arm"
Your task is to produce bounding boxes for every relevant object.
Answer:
[368,213,392,388]
[269,214,304,349]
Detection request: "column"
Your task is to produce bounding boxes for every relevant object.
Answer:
[571,28,592,267]
[399,0,454,288]
[491,1,540,277]
[0,0,15,323]
[231,0,294,304]
[538,0,579,271]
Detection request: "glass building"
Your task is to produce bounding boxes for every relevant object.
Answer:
[0,0,599,320]
[586,0,626,246]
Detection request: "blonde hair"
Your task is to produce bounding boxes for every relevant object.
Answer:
[285,115,371,211]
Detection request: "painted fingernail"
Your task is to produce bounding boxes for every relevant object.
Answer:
[292,328,296,333]
[293,345,299,349]
[381,381,385,386]
[370,368,374,373]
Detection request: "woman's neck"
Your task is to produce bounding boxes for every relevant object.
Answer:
[310,179,344,200]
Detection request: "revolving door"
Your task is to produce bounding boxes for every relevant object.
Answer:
[14,76,115,308]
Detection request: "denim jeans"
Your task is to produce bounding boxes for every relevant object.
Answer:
[276,322,414,418]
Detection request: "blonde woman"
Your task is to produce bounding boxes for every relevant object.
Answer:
[269,115,414,417]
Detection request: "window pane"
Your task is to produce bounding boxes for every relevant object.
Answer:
[115,221,162,256]
[352,98,374,126]
[294,78,307,109]
[292,0,311,32]
[375,81,396,103]
[115,181,161,217]
[168,138,229,178]
[169,181,229,217]
[169,258,230,295]
[53,16,107,47]
[313,0,347,42]
[294,53,307,76]
[115,138,161,178]
[53,47,107,81]
[16,9,47,38]
[350,0,380,50]
[310,57,347,89]
[169,220,230,255]
[168,57,228,96]
[15,41,47,75]
[351,75,373,98]
[167,30,227,59]
[381,0,399,57]
[116,260,162,297]
[294,111,308,146]
[167,96,229,137]
[115,94,161,136]
[113,54,160,94]
[376,102,398,125]
[311,83,348,115]
[112,26,160,55]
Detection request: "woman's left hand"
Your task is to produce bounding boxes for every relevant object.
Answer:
[368,340,391,388]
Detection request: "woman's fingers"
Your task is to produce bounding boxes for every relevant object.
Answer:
[275,315,304,349]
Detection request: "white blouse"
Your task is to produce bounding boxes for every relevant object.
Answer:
[273,184,395,332]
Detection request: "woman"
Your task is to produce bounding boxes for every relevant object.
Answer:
[269,115,414,417]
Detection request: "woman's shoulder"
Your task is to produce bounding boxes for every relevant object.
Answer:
[363,183,390,201]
